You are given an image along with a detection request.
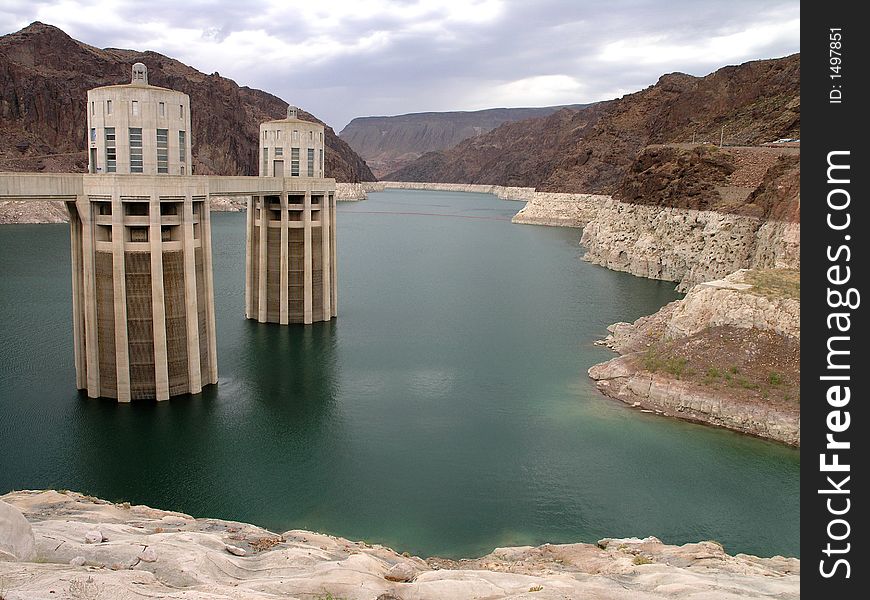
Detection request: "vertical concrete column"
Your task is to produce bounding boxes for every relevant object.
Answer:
[67,202,86,389]
[181,195,202,394]
[303,189,313,324]
[77,196,100,397]
[201,196,218,383]
[244,195,254,319]
[321,192,331,319]
[279,192,290,324]
[330,194,338,317]
[149,195,170,401]
[111,192,132,402]
[257,196,268,323]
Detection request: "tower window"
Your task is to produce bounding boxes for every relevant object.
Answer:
[129,227,148,242]
[156,128,169,174]
[90,128,96,143]
[90,101,95,116]
[105,127,116,172]
[307,148,314,177]
[291,148,300,176]
[292,130,299,142]
[179,130,186,164]
[319,148,323,172]
[158,102,165,117]
[129,128,143,173]
[107,100,113,115]
[275,147,283,157]
[132,100,139,116]
[262,147,269,175]
[179,104,184,119]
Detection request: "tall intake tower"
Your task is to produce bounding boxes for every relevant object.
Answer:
[245,106,337,324]
[70,63,218,401]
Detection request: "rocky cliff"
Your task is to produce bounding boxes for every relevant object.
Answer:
[385,54,800,192]
[589,269,800,445]
[507,143,801,292]
[579,198,800,292]
[340,105,586,178]
[0,490,799,599]
[0,22,375,182]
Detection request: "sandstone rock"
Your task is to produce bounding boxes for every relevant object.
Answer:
[139,547,158,562]
[0,489,801,600]
[0,500,36,561]
[580,198,800,292]
[385,561,417,582]
[225,544,247,556]
[664,270,799,339]
[84,529,104,544]
[512,192,605,227]
[588,268,800,446]
[69,555,86,566]
[335,182,369,201]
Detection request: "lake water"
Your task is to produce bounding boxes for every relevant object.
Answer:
[0,189,799,559]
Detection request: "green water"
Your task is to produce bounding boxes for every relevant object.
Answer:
[0,189,799,559]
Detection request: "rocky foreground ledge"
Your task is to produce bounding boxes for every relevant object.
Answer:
[0,491,798,599]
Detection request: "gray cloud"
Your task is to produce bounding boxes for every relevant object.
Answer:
[1,0,799,130]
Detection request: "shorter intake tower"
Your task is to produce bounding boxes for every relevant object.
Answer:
[245,106,337,324]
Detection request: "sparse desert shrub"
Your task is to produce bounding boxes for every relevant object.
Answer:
[643,350,688,378]
[249,536,282,552]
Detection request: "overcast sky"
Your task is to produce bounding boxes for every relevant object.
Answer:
[1,0,800,131]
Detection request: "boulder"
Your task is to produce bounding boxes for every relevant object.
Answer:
[139,547,158,562]
[0,500,36,561]
[384,561,417,582]
[84,529,105,544]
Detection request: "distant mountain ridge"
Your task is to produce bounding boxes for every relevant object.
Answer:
[0,22,375,182]
[385,54,800,193]
[340,105,587,178]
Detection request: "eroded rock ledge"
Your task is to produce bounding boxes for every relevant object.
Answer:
[589,270,800,445]
[0,490,798,600]
[579,198,800,292]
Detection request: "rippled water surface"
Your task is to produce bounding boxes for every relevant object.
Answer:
[0,189,799,558]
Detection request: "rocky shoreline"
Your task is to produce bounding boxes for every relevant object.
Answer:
[0,490,799,599]
[579,199,799,292]
[336,181,538,202]
[588,270,800,446]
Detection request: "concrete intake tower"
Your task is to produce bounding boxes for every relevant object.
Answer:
[245,106,337,324]
[71,63,218,401]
